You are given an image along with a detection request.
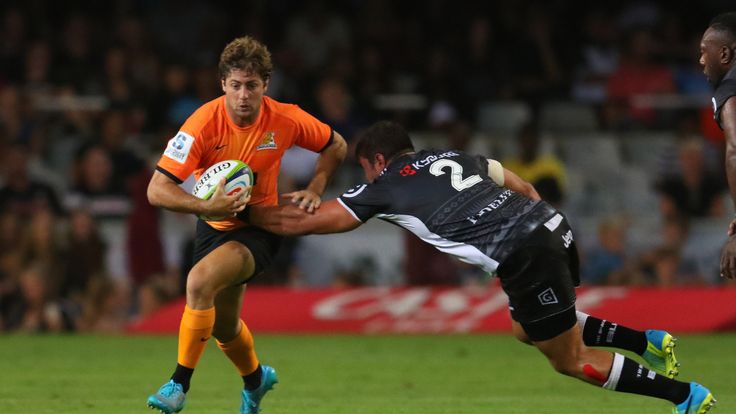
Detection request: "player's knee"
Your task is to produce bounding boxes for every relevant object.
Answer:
[546,349,583,377]
[186,269,219,302]
[548,357,578,377]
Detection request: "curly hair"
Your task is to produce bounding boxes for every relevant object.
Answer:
[218,36,273,81]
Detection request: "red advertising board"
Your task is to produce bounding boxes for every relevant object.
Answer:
[128,286,736,334]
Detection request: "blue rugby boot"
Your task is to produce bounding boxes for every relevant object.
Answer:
[240,365,278,414]
[673,382,716,414]
[642,329,680,378]
[147,380,186,413]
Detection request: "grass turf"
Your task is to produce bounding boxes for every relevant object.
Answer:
[0,334,733,414]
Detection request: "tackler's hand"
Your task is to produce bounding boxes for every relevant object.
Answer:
[282,190,322,213]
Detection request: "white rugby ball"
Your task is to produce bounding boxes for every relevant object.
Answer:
[192,160,254,220]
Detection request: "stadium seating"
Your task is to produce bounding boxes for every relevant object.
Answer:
[477,101,531,136]
[540,101,599,133]
[620,132,678,176]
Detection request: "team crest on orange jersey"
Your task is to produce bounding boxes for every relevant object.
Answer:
[256,131,277,150]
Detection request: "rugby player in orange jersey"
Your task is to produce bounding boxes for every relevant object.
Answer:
[145,36,346,414]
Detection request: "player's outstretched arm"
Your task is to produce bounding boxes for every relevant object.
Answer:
[502,168,541,201]
[249,198,361,236]
[147,170,248,217]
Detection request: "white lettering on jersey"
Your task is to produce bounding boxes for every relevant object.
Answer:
[429,159,482,191]
[411,151,459,170]
[466,189,512,224]
[562,229,573,248]
[164,131,195,164]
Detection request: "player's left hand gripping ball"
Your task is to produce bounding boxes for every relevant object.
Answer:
[192,160,254,220]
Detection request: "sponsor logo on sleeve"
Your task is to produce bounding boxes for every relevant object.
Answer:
[164,132,195,164]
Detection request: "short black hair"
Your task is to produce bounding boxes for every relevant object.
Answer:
[354,121,414,162]
[710,12,736,42]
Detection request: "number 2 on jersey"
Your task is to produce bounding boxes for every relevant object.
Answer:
[428,159,482,191]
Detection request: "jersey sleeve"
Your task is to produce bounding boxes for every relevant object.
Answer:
[156,119,207,183]
[289,105,333,152]
[473,154,490,175]
[337,182,391,222]
[714,78,736,130]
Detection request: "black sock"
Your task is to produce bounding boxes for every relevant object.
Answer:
[243,364,263,391]
[171,364,194,393]
[579,312,647,355]
[605,354,690,405]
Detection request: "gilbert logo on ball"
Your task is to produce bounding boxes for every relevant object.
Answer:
[192,160,254,220]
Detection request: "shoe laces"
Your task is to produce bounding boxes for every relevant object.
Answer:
[160,381,183,398]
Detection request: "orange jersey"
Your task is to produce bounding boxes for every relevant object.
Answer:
[156,95,332,231]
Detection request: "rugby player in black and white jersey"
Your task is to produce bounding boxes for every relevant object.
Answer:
[248,121,716,413]
[700,12,736,281]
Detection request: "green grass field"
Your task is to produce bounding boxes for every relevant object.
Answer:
[0,334,733,414]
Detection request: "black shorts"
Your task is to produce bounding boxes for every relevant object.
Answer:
[193,220,283,281]
[496,213,580,341]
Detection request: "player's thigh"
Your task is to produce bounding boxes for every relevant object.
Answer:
[213,283,246,341]
[187,241,256,296]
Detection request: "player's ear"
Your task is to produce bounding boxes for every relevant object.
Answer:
[725,44,736,65]
[263,76,270,92]
[221,77,227,93]
[374,153,386,169]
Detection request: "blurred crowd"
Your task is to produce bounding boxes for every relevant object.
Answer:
[1,0,735,333]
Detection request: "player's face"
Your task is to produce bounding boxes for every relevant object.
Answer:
[359,156,383,183]
[699,28,728,85]
[222,69,269,126]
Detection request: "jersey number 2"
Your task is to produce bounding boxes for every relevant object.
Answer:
[428,159,482,191]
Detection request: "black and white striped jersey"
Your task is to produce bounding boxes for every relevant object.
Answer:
[713,65,736,130]
[337,149,558,273]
